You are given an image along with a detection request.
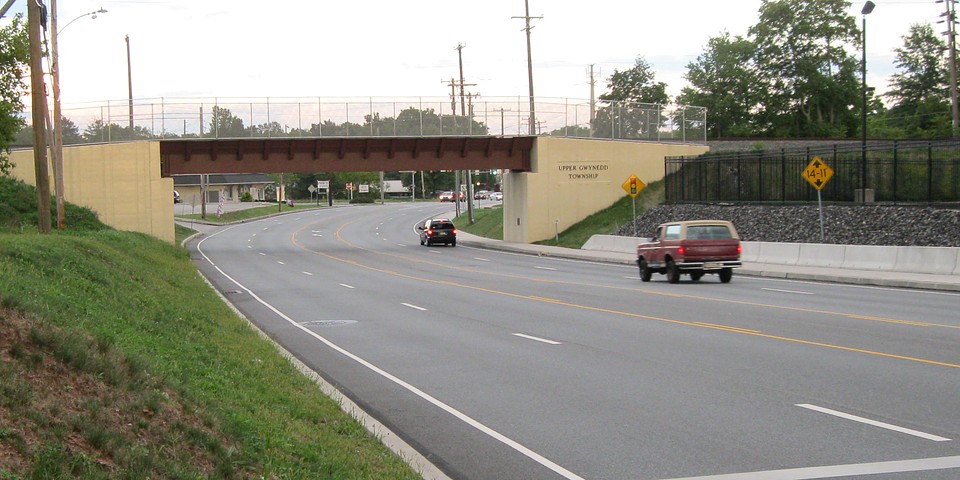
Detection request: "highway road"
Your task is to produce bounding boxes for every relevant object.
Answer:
[188,202,960,480]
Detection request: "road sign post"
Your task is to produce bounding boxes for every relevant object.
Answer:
[803,156,834,241]
[621,174,646,236]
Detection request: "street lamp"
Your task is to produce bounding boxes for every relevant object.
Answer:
[861,0,875,203]
[58,7,107,35]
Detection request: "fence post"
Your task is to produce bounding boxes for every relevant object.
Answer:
[928,141,934,203]
[736,151,742,201]
[892,140,899,201]
[781,148,786,204]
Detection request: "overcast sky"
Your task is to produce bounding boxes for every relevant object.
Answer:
[1,0,948,108]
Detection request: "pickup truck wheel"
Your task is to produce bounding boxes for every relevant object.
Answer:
[638,259,652,282]
[719,267,733,283]
[666,260,680,284]
[690,272,704,282]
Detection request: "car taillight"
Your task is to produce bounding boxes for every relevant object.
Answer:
[737,245,743,255]
[452,228,457,234]
[677,246,685,255]
[426,229,434,235]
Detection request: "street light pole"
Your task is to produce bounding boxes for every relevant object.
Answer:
[126,34,134,131]
[50,7,108,229]
[861,1,875,203]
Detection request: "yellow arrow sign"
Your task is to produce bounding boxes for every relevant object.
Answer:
[803,156,834,191]
[621,174,645,198]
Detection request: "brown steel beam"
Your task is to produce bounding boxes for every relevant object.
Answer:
[159,136,533,175]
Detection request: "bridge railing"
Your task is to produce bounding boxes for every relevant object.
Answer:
[49,96,706,144]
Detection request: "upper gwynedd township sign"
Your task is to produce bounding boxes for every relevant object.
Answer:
[557,162,610,180]
[803,156,834,191]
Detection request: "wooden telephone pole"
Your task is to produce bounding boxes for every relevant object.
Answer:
[28,0,52,233]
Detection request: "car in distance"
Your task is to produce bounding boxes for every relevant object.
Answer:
[174,190,182,203]
[636,220,742,283]
[418,218,457,246]
[438,191,455,202]
[489,191,503,201]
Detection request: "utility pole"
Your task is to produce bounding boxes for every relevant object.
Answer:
[28,0,51,233]
[513,0,541,135]
[50,0,66,229]
[587,64,598,137]
[126,34,134,131]
[941,0,960,136]
[456,43,467,117]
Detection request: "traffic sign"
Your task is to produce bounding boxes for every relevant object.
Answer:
[803,156,834,191]
[621,174,645,198]
[346,182,354,191]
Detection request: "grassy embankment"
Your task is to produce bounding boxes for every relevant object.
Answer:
[0,177,422,479]
[455,180,664,248]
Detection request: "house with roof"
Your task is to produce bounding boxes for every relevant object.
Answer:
[172,173,274,205]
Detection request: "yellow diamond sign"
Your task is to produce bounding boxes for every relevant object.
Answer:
[621,174,645,198]
[803,156,834,191]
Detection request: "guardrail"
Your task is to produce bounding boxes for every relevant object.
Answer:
[582,235,960,275]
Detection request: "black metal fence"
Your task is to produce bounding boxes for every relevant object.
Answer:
[665,140,960,203]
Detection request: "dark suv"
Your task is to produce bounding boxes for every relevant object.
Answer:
[418,218,457,246]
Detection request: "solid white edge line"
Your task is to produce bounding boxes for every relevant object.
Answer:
[797,404,951,441]
[339,284,355,289]
[513,333,562,345]
[302,272,313,276]
[665,455,960,479]
[534,266,557,271]
[402,303,428,311]
[197,227,586,480]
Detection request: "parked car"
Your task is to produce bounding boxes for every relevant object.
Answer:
[174,190,182,203]
[636,220,742,283]
[418,218,457,246]
[489,191,503,201]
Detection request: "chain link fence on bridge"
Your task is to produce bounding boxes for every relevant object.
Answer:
[42,96,705,144]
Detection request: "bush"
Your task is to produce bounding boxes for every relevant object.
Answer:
[239,192,253,202]
[349,197,375,204]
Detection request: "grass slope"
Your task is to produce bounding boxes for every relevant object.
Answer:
[0,177,420,479]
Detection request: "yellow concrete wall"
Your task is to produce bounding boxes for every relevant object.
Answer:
[9,142,175,243]
[503,137,708,243]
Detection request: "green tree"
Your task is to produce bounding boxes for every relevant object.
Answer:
[207,106,246,138]
[676,32,760,138]
[883,23,950,137]
[594,56,670,140]
[82,119,153,142]
[61,116,83,144]
[0,14,29,175]
[749,0,861,137]
[598,55,669,105]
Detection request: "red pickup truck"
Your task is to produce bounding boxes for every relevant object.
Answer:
[636,220,743,283]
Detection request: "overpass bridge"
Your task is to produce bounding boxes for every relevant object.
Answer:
[10,136,708,244]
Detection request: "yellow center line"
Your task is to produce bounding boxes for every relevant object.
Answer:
[285,217,960,370]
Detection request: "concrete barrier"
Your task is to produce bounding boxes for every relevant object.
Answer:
[740,242,761,263]
[955,251,960,275]
[893,246,960,275]
[842,245,900,271]
[581,235,644,254]
[797,243,846,268]
[757,242,802,266]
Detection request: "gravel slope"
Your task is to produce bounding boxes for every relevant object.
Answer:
[615,205,960,247]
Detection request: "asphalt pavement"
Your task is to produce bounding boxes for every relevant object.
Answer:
[176,202,960,293]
